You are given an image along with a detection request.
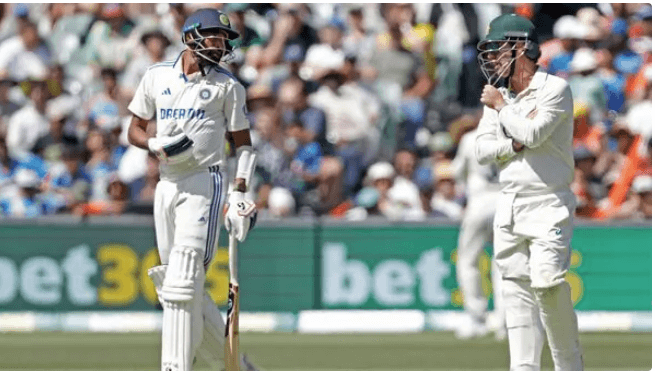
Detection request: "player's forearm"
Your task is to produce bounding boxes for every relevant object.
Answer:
[231,129,254,192]
[475,135,516,165]
[127,116,151,150]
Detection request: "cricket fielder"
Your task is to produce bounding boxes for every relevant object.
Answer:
[451,129,505,340]
[475,14,583,371]
[127,8,258,371]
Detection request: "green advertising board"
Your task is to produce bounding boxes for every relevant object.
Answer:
[0,219,650,312]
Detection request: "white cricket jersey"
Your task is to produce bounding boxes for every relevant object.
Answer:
[475,68,574,195]
[128,54,250,180]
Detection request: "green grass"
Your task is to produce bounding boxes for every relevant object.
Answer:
[0,332,650,370]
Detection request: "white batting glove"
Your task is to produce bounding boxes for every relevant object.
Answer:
[225,191,257,242]
[148,133,194,165]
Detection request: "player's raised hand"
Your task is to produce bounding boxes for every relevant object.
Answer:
[480,85,507,112]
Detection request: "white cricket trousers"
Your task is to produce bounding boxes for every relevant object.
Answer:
[154,166,225,267]
[494,190,583,371]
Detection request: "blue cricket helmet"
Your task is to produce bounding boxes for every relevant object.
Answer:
[182,8,240,65]
[182,8,240,41]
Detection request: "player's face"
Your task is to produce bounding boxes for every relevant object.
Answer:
[200,29,228,50]
[489,41,514,77]
[199,29,229,62]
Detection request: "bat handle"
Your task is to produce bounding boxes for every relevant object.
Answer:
[229,235,238,282]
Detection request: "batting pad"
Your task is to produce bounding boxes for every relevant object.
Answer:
[147,265,167,302]
[160,248,205,371]
[195,293,226,369]
[149,264,227,369]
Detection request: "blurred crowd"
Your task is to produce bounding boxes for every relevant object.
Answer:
[0,3,650,222]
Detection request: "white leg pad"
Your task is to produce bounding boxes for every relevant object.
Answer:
[160,248,205,371]
[503,278,544,371]
[534,283,584,371]
[148,265,167,302]
[149,265,227,369]
[195,292,227,368]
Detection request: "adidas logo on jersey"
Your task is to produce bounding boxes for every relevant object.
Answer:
[162,88,171,95]
[198,216,207,223]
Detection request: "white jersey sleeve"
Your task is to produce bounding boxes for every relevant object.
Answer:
[498,79,572,149]
[224,82,249,132]
[475,106,517,165]
[128,67,156,120]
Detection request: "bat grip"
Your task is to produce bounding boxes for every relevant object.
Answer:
[228,235,238,282]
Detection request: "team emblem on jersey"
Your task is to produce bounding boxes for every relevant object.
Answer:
[200,88,211,100]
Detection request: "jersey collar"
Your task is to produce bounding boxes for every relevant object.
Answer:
[527,67,548,90]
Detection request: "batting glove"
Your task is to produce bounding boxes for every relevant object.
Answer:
[225,191,257,242]
[148,133,194,165]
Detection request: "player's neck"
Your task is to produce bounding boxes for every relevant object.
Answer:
[509,61,537,94]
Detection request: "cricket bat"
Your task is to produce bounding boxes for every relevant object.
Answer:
[225,235,240,371]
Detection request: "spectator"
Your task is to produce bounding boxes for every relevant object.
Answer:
[225,3,264,50]
[568,48,607,123]
[85,67,131,120]
[572,101,606,157]
[309,69,370,197]
[0,168,53,217]
[33,101,80,163]
[0,136,48,198]
[121,31,173,97]
[631,174,652,220]
[47,145,92,213]
[266,186,296,218]
[0,20,51,82]
[389,148,425,220]
[0,76,20,135]
[278,78,330,154]
[430,160,464,220]
[571,146,605,218]
[545,16,585,77]
[341,6,376,62]
[250,107,289,190]
[84,128,114,202]
[260,4,318,69]
[596,48,626,113]
[5,79,50,156]
[84,3,137,70]
[128,151,158,204]
[73,175,129,216]
[359,161,395,219]
[362,22,435,150]
[284,118,324,210]
[302,19,346,81]
[159,3,188,50]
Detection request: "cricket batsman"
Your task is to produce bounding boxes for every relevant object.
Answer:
[127,8,259,371]
[475,14,584,371]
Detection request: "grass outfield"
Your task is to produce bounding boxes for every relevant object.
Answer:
[0,332,650,370]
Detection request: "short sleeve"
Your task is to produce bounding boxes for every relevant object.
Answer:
[127,68,156,120]
[224,82,250,132]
